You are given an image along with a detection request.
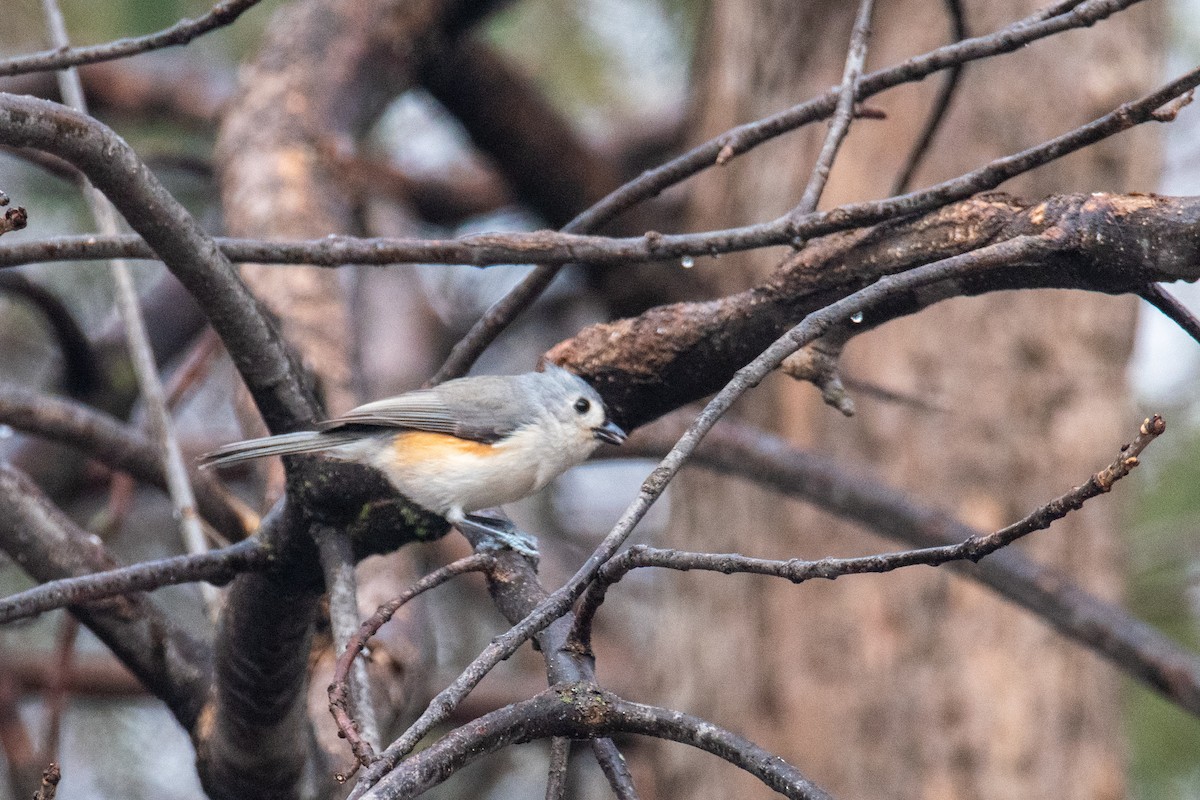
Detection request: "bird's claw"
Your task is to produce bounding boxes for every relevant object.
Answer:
[457,514,540,562]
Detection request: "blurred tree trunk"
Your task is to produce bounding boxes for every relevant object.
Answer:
[645,1,1162,798]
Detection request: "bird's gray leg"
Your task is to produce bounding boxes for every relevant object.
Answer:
[456,513,540,560]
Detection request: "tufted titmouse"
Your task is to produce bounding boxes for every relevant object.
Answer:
[200,365,626,554]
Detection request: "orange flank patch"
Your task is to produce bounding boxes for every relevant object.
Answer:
[390,431,495,463]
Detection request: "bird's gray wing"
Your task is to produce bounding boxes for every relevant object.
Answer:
[321,377,540,444]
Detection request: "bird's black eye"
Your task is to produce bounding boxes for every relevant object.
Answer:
[574,397,591,414]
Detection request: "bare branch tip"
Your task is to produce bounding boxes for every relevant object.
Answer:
[1150,91,1194,122]
[1142,414,1166,436]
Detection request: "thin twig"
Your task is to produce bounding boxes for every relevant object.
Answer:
[612,413,1200,716]
[572,415,1164,649]
[793,0,875,217]
[39,0,217,614]
[329,554,496,774]
[40,617,78,763]
[316,526,380,760]
[891,0,968,194]
[0,0,263,77]
[1140,284,1200,346]
[164,328,223,410]
[0,538,269,625]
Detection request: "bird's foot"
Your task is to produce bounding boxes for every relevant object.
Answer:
[457,514,540,562]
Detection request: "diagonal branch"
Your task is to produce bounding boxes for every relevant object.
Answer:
[1140,283,1200,346]
[793,0,875,217]
[0,0,265,78]
[891,0,968,194]
[0,93,318,433]
[429,0,1151,381]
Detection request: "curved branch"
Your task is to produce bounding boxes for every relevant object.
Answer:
[0,273,99,396]
[1140,283,1200,346]
[330,554,497,769]
[361,684,832,800]
[0,93,317,432]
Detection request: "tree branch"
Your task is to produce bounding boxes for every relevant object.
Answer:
[0,386,248,541]
[0,93,318,433]
[0,465,212,730]
[550,193,1200,429]
[891,0,968,194]
[0,0,265,77]
[1140,283,1200,346]
[421,35,623,229]
[612,414,1200,717]
[429,0,1152,381]
[0,539,268,625]
[574,416,1164,650]
[792,0,875,217]
[362,683,832,800]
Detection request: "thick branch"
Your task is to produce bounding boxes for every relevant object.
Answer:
[421,36,623,228]
[549,192,1200,428]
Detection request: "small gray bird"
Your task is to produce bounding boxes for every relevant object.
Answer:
[201,365,626,554]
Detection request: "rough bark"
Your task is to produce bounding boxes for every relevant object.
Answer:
[642,2,1161,798]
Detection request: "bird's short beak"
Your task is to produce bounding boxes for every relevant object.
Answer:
[593,419,627,445]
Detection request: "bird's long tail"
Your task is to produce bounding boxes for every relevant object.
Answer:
[199,430,361,468]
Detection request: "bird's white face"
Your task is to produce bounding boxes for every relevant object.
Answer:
[559,390,609,437]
